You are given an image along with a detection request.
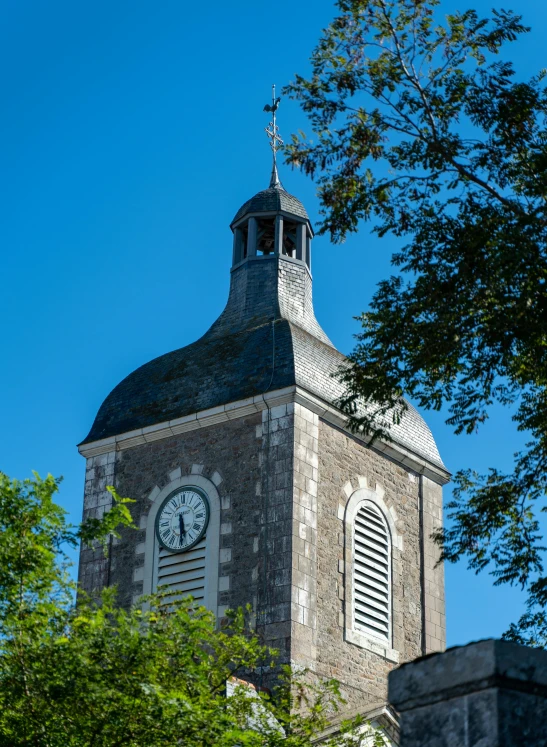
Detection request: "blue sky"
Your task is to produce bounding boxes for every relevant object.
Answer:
[1,0,546,647]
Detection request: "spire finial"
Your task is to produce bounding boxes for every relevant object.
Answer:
[264,84,283,189]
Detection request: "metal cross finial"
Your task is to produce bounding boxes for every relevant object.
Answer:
[264,84,283,188]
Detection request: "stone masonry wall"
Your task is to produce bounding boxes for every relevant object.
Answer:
[289,403,320,669]
[256,401,295,669]
[78,414,262,615]
[314,420,444,711]
[257,402,322,681]
[78,404,445,709]
[78,451,116,595]
[78,407,318,676]
[78,403,315,688]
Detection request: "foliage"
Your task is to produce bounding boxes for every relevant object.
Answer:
[286,0,547,645]
[0,472,386,745]
[79,484,137,553]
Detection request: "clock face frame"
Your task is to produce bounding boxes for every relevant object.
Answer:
[155,487,210,553]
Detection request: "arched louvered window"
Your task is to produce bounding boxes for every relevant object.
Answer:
[142,475,221,615]
[353,501,391,643]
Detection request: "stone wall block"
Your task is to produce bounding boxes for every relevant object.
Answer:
[389,639,547,747]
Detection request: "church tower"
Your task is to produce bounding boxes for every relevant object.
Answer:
[78,96,449,716]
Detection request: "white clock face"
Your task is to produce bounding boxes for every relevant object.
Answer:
[155,488,209,553]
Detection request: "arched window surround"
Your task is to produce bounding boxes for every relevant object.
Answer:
[343,478,402,663]
[141,473,221,615]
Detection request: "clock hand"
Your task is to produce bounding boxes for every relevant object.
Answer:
[179,513,185,546]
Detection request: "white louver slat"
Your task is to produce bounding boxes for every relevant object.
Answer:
[157,537,206,604]
[353,503,391,642]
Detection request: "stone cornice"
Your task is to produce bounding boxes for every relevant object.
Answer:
[78,386,450,485]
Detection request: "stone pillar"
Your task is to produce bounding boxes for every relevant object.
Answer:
[420,475,445,654]
[389,639,547,747]
[290,403,318,669]
[296,223,306,261]
[275,215,283,255]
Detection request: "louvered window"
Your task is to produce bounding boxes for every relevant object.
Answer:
[156,536,206,605]
[353,502,391,643]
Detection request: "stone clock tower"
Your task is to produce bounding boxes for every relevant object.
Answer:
[78,114,449,720]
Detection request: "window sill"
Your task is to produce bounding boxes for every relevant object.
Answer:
[345,628,400,663]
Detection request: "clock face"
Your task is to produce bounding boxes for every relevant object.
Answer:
[155,488,210,553]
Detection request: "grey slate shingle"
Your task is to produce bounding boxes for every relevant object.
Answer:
[231,187,308,224]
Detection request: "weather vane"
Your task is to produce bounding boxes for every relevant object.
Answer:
[264,84,283,188]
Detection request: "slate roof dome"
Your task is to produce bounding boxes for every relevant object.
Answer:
[231,185,309,225]
[80,176,446,477]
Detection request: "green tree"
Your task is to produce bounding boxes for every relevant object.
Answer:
[285,0,547,646]
[0,472,385,746]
